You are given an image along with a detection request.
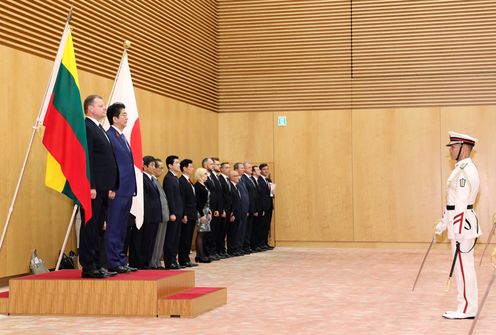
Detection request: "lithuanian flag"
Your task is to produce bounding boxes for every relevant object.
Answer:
[39,22,92,223]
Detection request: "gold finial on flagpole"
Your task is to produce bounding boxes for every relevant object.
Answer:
[123,40,131,50]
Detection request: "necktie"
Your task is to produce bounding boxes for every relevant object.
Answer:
[250,176,257,187]
[99,124,110,142]
[120,133,131,152]
[226,176,231,191]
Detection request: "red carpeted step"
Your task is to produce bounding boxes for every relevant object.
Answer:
[0,291,8,298]
[158,287,227,318]
[17,269,187,281]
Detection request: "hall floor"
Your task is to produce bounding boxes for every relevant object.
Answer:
[0,246,495,334]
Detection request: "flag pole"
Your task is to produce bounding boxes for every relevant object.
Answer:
[108,41,131,103]
[55,204,79,271]
[0,8,73,251]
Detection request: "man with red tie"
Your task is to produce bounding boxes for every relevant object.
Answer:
[105,103,138,274]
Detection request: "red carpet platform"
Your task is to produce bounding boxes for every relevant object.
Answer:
[2,269,226,317]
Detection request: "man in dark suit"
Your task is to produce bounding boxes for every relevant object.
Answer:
[162,155,184,269]
[241,162,262,252]
[258,163,275,250]
[227,171,243,255]
[178,159,199,267]
[217,162,233,258]
[231,165,250,256]
[204,157,223,260]
[80,95,119,278]
[141,156,163,268]
[104,103,137,273]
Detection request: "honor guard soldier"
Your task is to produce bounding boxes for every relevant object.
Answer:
[435,131,481,319]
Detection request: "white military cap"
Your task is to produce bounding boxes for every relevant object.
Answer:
[446,131,477,147]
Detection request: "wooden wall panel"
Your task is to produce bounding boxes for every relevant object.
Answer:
[352,0,496,108]
[218,0,351,113]
[0,45,218,278]
[273,110,353,242]
[0,0,218,112]
[352,108,442,242]
[218,112,274,164]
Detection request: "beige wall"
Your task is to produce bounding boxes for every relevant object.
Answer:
[219,107,496,246]
[0,46,218,278]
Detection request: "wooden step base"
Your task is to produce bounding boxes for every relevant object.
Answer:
[158,287,227,318]
[8,269,194,316]
[0,291,8,314]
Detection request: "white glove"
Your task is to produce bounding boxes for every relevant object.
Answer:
[435,221,446,235]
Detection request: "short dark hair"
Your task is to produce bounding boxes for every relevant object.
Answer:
[106,102,126,125]
[83,95,103,113]
[252,165,259,170]
[211,157,220,162]
[180,159,193,171]
[166,155,178,169]
[233,162,242,170]
[143,155,156,167]
[221,162,229,168]
[259,163,268,170]
[201,157,210,167]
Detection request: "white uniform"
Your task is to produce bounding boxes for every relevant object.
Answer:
[440,157,481,316]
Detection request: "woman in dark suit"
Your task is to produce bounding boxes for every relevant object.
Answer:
[194,168,212,263]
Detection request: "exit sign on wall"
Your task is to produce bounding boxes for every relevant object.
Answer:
[277,116,287,126]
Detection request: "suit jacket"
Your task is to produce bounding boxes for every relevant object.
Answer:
[162,171,184,219]
[85,118,118,191]
[205,173,222,212]
[107,126,136,197]
[241,174,260,214]
[153,177,170,222]
[179,175,197,220]
[237,179,250,215]
[258,176,273,212]
[143,174,162,224]
[230,182,242,220]
[218,174,232,215]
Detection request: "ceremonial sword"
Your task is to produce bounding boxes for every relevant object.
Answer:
[446,241,460,291]
[412,235,436,292]
[478,213,496,266]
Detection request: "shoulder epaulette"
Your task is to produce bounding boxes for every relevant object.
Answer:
[460,163,468,169]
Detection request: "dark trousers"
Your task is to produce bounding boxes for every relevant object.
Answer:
[243,215,254,251]
[141,220,160,267]
[178,217,196,264]
[226,218,238,254]
[105,196,132,268]
[218,216,229,254]
[252,214,266,248]
[263,210,273,246]
[207,216,221,255]
[128,223,144,268]
[163,219,181,266]
[236,213,247,252]
[79,191,109,271]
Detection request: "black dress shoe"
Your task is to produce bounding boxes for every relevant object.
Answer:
[82,269,107,278]
[189,262,199,267]
[109,265,131,273]
[197,257,211,263]
[265,245,275,250]
[126,266,138,272]
[100,268,117,277]
[165,264,180,270]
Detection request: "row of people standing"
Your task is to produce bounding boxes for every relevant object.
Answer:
[78,94,274,278]
[135,156,275,269]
